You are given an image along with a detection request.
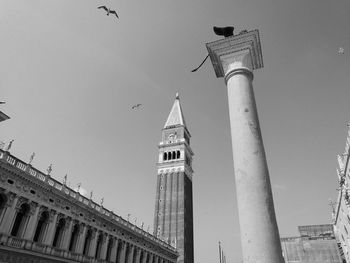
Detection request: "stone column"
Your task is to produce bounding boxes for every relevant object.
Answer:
[120,242,127,263]
[148,253,154,263]
[0,193,18,234]
[128,245,135,263]
[100,233,109,260]
[135,247,141,263]
[88,229,99,257]
[110,238,119,262]
[22,202,40,240]
[61,217,73,250]
[206,30,284,263]
[142,250,148,263]
[75,224,87,254]
[43,210,58,246]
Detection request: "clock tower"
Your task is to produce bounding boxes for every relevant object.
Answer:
[153,93,194,263]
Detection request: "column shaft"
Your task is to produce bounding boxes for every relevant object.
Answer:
[76,224,87,254]
[61,218,74,250]
[110,238,118,263]
[226,70,283,263]
[43,211,58,245]
[100,234,109,260]
[0,195,18,234]
[23,203,40,240]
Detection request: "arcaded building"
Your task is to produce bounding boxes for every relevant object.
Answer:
[0,99,181,262]
[333,126,350,263]
[281,225,343,263]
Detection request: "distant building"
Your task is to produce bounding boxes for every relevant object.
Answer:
[334,126,350,263]
[281,224,343,263]
[153,93,194,263]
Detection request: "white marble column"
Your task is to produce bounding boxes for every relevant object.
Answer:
[135,247,141,263]
[207,30,284,263]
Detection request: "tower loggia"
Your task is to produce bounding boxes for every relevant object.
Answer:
[153,93,194,263]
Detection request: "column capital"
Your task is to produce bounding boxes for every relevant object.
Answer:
[206,29,263,78]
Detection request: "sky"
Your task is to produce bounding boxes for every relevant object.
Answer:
[1,0,350,262]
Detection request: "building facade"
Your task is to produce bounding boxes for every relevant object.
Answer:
[334,126,350,263]
[281,224,343,263]
[153,94,194,263]
[0,150,178,262]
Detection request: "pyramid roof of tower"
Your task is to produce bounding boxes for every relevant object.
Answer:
[164,93,187,129]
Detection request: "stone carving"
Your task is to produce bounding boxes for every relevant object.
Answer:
[29,152,35,165]
[6,140,14,152]
[46,164,53,176]
[29,202,38,215]
[48,209,57,222]
[15,197,28,211]
[6,192,17,207]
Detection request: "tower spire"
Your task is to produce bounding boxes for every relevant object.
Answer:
[164,92,186,129]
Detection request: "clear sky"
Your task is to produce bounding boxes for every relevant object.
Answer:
[1,0,350,262]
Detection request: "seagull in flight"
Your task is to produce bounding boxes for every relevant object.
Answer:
[131,104,142,110]
[98,6,119,19]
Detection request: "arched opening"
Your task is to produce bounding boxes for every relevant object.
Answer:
[11,203,30,237]
[177,151,180,159]
[168,152,171,160]
[172,151,176,159]
[33,210,49,242]
[69,223,79,252]
[83,228,92,256]
[95,233,103,258]
[106,237,113,261]
[163,153,167,161]
[52,217,65,247]
[116,241,123,263]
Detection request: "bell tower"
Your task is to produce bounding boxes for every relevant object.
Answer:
[153,93,194,263]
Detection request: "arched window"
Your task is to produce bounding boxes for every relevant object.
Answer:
[33,210,49,242]
[172,151,176,159]
[52,217,66,248]
[177,151,180,159]
[83,229,92,256]
[95,233,103,258]
[11,203,30,237]
[168,152,172,160]
[163,153,167,161]
[69,223,80,252]
[116,240,123,263]
[106,237,113,262]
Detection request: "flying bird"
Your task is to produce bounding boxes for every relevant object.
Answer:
[131,104,142,110]
[98,6,119,19]
[338,47,345,54]
[213,26,234,38]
